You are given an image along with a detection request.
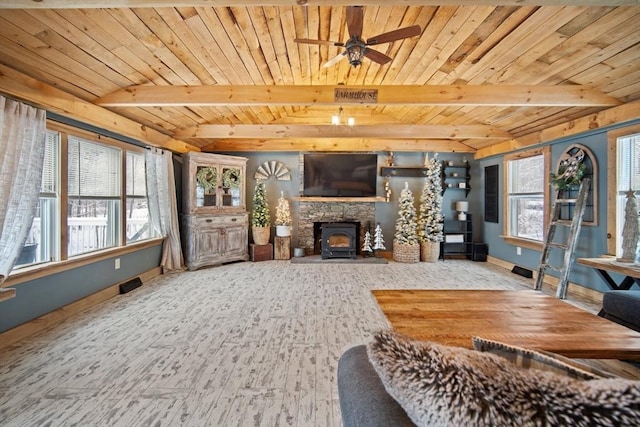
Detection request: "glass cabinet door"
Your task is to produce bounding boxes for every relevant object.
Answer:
[221,166,242,208]
[195,165,218,207]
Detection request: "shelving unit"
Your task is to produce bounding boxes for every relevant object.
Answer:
[441,161,471,197]
[440,214,473,260]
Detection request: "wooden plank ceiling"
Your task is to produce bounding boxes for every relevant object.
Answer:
[0,1,638,157]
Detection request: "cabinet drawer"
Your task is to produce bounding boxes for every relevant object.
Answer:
[191,214,248,229]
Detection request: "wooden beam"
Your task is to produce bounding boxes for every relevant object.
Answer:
[175,124,511,139]
[474,100,640,159]
[2,1,638,9]
[96,85,621,107]
[201,138,475,153]
[0,64,198,154]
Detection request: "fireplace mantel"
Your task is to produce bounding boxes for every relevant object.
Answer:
[293,196,386,203]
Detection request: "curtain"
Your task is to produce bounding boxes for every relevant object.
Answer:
[146,148,184,273]
[0,96,46,283]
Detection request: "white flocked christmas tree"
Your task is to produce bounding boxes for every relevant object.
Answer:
[373,224,385,251]
[362,231,373,254]
[418,154,444,243]
[394,182,419,245]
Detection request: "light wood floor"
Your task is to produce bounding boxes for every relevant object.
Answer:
[0,260,630,426]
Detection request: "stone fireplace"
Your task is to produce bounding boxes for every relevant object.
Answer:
[297,201,376,255]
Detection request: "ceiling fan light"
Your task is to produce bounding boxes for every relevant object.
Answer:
[347,117,355,126]
[346,44,365,66]
[332,115,340,125]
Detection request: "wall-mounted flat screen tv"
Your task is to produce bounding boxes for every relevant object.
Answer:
[303,153,378,197]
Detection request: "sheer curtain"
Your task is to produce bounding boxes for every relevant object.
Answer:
[146,148,184,273]
[0,96,46,283]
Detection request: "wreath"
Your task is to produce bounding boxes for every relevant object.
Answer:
[222,168,241,189]
[196,167,218,193]
[550,148,587,190]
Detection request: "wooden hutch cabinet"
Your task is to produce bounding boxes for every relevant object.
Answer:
[182,152,249,270]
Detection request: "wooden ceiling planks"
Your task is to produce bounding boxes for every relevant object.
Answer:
[0,4,637,156]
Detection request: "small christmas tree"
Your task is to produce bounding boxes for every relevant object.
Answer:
[373,224,385,251]
[418,154,444,243]
[251,181,270,227]
[362,231,373,255]
[394,182,418,245]
[274,191,292,226]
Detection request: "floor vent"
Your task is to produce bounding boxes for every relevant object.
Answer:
[119,277,142,294]
[511,266,533,279]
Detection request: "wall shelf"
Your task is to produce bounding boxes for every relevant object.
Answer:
[441,161,471,197]
[380,166,428,177]
[293,196,386,203]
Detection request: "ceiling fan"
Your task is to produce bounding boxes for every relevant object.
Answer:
[294,6,421,68]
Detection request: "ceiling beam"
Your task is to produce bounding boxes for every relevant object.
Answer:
[175,124,512,139]
[96,85,621,107]
[3,1,638,9]
[0,64,198,153]
[474,101,640,159]
[201,138,475,153]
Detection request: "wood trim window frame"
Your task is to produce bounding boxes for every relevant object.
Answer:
[501,146,550,251]
[607,124,640,257]
[5,120,162,286]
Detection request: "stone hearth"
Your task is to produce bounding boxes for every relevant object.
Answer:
[297,202,376,255]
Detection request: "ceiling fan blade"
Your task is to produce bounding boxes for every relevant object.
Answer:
[322,52,347,68]
[294,38,344,47]
[364,48,392,65]
[346,6,364,38]
[366,25,422,45]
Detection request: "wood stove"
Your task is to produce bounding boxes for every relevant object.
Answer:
[320,222,358,259]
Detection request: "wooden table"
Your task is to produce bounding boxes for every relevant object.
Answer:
[373,289,640,360]
[577,257,640,290]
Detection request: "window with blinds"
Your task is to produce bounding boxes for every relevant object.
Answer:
[616,132,640,257]
[68,136,121,198]
[67,136,122,257]
[11,123,159,273]
[14,131,61,268]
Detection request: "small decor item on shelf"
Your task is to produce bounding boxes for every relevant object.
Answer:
[394,182,420,263]
[251,180,271,245]
[274,191,292,237]
[362,231,373,255]
[455,201,469,221]
[196,166,218,193]
[550,148,586,190]
[418,155,444,262]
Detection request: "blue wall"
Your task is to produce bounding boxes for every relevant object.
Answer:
[0,243,162,333]
[480,120,640,293]
[230,151,478,248]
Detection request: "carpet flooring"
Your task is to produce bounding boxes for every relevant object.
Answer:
[289,255,388,264]
[0,260,617,426]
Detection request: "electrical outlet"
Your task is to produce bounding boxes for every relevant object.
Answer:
[115,258,120,269]
[516,247,522,256]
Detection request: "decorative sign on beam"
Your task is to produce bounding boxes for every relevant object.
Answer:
[334,88,378,104]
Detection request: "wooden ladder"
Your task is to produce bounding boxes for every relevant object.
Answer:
[534,178,590,299]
